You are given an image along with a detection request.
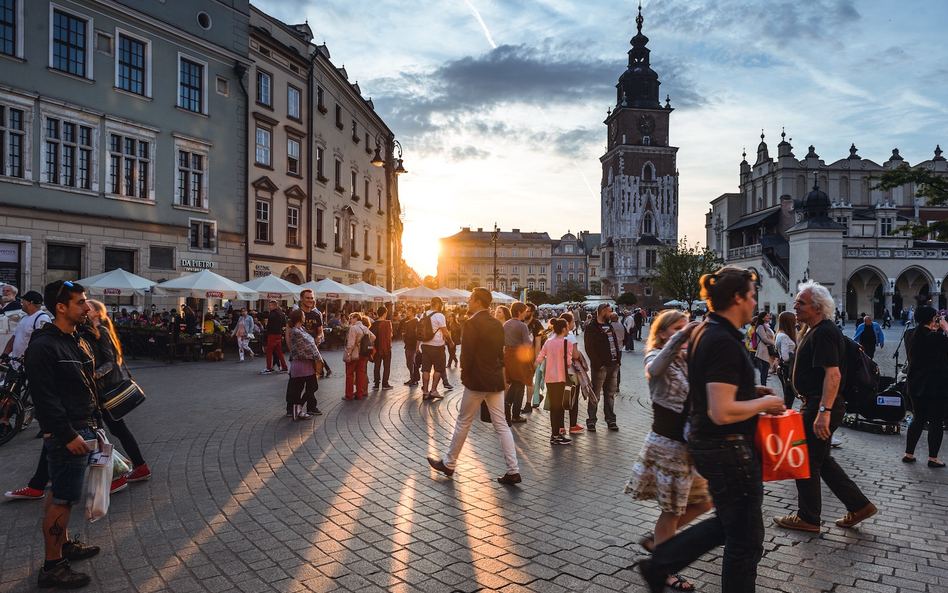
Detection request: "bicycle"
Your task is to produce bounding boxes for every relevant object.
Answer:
[0,355,34,447]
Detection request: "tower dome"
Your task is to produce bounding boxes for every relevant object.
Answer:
[615,3,663,109]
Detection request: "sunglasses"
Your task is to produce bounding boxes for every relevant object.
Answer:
[52,280,75,303]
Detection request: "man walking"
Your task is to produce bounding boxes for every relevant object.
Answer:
[419,297,448,400]
[503,302,534,424]
[774,281,877,533]
[426,287,521,484]
[584,303,621,431]
[401,306,420,386]
[853,315,884,359]
[261,300,287,374]
[29,280,101,588]
[371,306,394,389]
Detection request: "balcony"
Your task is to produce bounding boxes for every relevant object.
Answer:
[727,244,762,260]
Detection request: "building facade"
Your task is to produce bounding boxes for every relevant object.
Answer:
[0,0,250,307]
[437,227,551,294]
[707,133,948,318]
[598,6,678,309]
[550,231,590,295]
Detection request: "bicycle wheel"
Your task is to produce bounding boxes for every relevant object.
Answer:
[0,388,24,447]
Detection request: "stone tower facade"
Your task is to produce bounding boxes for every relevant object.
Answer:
[599,5,678,306]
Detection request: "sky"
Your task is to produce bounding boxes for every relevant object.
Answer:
[256,0,948,279]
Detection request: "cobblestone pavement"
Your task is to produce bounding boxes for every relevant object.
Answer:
[1,330,946,592]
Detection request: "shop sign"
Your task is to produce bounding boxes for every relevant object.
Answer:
[0,243,18,263]
[205,291,224,298]
[103,288,122,295]
[266,293,284,299]
[181,259,215,272]
[253,263,272,278]
[326,292,339,298]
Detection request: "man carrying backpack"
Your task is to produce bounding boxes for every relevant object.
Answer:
[773,281,877,533]
[419,297,451,400]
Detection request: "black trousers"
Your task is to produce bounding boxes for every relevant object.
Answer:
[285,374,318,415]
[505,381,525,421]
[906,395,948,459]
[373,352,391,386]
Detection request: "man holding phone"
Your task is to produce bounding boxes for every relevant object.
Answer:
[28,280,101,589]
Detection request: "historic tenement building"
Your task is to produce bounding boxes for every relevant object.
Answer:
[437,228,551,294]
[707,132,948,319]
[598,5,678,308]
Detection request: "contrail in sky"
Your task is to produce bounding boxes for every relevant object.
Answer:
[465,1,497,49]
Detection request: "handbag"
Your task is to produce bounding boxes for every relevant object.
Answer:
[86,429,113,522]
[767,344,778,357]
[99,363,146,422]
[754,410,811,482]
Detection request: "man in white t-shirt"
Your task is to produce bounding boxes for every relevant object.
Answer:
[420,297,451,400]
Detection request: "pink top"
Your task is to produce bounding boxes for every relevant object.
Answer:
[536,336,574,384]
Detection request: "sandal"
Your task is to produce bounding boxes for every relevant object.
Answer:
[666,573,695,590]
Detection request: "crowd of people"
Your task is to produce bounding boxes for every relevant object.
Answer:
[1,272,943,591]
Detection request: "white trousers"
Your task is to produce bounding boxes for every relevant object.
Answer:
[236,336,253,360]
[443,387,519,475]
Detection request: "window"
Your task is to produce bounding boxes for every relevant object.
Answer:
[528,281,535,290]
[364,180,370,207]
[473,249,479,258]
[116,33,148,96]
[1,0,19,58]
[349,223,357,255]
[315,146,325,180]
[556,273,562,282]
[363,229,369,257]
[47,244,82,282]
[333,216,341,249]
[568,261,574,270]
[287,206,299,246]
[107,131,152,199]
[487,281,493,290]
[377,189,382,210]
[174,136,209,209]
[315,207,325,246]
[528,266,534,274]
[377,233,382,260]
[287,85,300,119]
[473,265,480,274]
[539,266,546,274]
[499,249,505,257]
[178,55,205,113]
[644,287,653,297]
[645,249,657,268]
[539,281,546,292]
[255,126,271,166]
[511,266,518,274]
[335,103,343,129]
[189,219,215,251]
[255,200,270,242]
[256,70,271,106]
[579,274,584,282]
[316,85,325,111]
[568,273,574,281]
[0,100,29,179]
[591,267,596,276]
[350,170,357,197]
[529,249,535,257]
[881,217,893,236]
[565,244,574,254]
[104,248,135,304]
[287,138,299,175]
[643,212,654,235]
[51,8,90,78]
[149,246,174,269]
[512,249,519,257]
[579,262,584,270]
[334,159,342,191]
[43,116,94,190]
[511,281,518,291]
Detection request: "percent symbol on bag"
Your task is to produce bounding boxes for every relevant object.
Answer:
[765,429,806,471]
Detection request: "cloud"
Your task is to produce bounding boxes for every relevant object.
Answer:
[449,145,492,161]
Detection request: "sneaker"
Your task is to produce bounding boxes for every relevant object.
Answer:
[835,503,878,528]
[428,390,443,400]
[5,486,45,500]
[831,436,842,448]
[442,383,453,390]
[382,384,394,390]
[608,423,619,431]
[37,559,90,589]
[237,359,244,363]
[62,538,100,561]
[373,383,380,389]
[497,472,522,485]
[309,408,323,416]
[325,369,333,378]
[260,369,275,375]
[510,416,527,423]
[587,425,597,432]
[569,425,584,433]
[125,464,151,483]
[110,476,128,494]
[773,513,820,532]
[276,369,288,374]
[550,435,571,445]
[403,380,414,386]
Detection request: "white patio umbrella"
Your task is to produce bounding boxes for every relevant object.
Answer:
[240,274,301,300]
[154,270,259,301]
[663,299,685,307]
[491,291,516,304]
[348,281,394,303]
[395,286,439,301]
[76,268,156,297]
[298,278,364,300]
[434,286,465,304]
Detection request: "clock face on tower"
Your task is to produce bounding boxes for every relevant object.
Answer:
[637,114,656,135]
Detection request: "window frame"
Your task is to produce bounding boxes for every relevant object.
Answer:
[188,217,216,253]
[255,69,272,107]
[315,206,325,247]
[114,28,151,97]
[287,84,301,120]
[173,134,211,211]
[1,0,24,59]
[39,103,98,193]
[286,205,300,247]
[0,90,33,181]
[104,117,157,202]
[49,5,93,79]
[177,53,207,115]
[254,125,271,167]
[255,199,271,243]
[286,137,300,176]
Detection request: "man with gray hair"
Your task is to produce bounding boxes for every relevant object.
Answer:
[0,284,21,315]
[773,280,877,533]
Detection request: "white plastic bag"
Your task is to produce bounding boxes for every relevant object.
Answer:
[85,429,113,522]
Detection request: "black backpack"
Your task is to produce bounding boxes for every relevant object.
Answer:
[416,312,436,342]
[841,336,880,403]
[359,330,374,358]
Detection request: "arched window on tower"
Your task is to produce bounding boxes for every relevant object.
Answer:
[642,163,654,181]
[643,212,653,235]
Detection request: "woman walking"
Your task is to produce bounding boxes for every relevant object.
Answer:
[535,318,578,445]
[285,309,320,419]
[774,312,797,409]
[626,310,712,591]
[343,313,374,400]
[752,312,775,385]
[903,306,948,467]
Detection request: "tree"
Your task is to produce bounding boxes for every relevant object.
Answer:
[649,238,723,310]
[616,292,638,306]
[555,279,587,303]
[527,290,553,305]
[423,275,438,289]
[589,280,602,295]
[870,163,948,238]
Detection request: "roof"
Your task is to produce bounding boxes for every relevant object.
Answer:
[581,232,602,251]
[441,228,552,243]
[636,236,664,246]
[726,207,780,232]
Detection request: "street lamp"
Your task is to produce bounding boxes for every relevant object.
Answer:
[491,223,499,292]
[371,133,407,292]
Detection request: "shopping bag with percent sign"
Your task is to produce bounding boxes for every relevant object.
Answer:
[754,410,811,482]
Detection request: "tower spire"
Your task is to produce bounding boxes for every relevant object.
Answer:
[636,2,643,35]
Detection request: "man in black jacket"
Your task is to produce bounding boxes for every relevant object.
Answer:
[427,287,521,484]
[584,303,621,431]
[29,280,100,589]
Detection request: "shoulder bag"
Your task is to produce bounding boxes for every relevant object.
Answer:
[99,362,147,422]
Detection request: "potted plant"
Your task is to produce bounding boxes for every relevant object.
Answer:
[334,246,344,254]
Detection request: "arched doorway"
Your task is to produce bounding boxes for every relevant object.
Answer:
[895,266,932,314]
[846,267,886,320]
[281,265,304,285]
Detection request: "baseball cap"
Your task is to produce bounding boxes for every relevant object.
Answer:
[21,290,43,305]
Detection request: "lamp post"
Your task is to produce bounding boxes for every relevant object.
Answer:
[371,134,407,292]
[491,223,499,293]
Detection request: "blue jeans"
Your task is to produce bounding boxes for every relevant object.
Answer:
[588,364,618,427]
[45,427,95,505]
[650,439,765,593]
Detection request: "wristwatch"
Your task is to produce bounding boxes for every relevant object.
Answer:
[818,405,829,413]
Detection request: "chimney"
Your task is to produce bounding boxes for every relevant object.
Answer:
[477,227,483,232]
[512,228,520,233]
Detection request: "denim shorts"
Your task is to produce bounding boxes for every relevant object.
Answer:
[45,427,95,505]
